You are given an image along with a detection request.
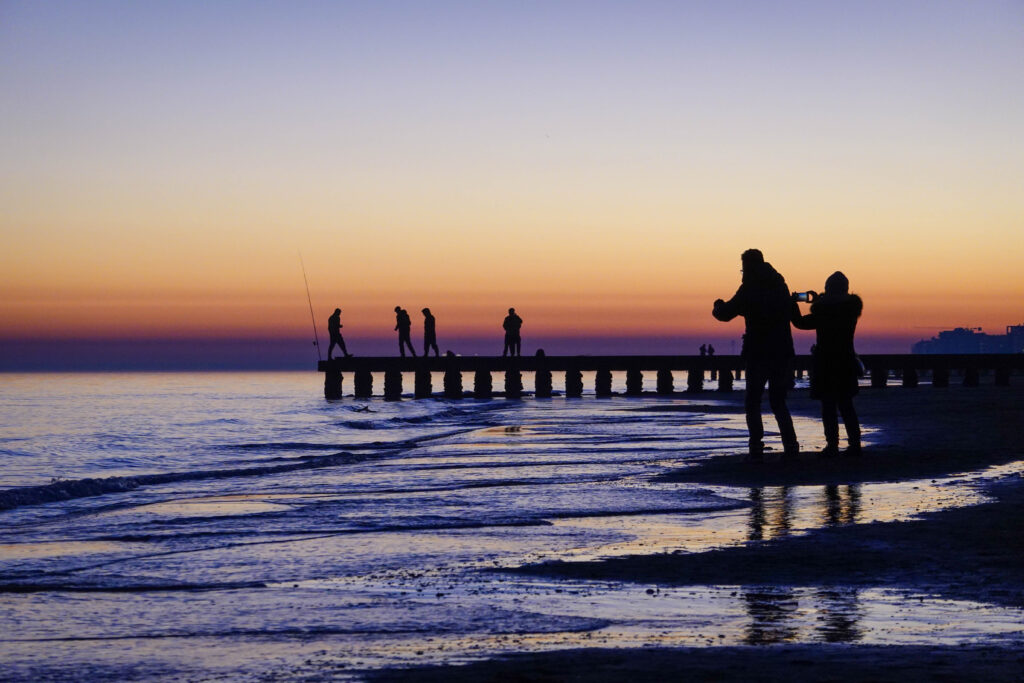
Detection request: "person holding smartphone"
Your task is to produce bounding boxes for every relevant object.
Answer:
[792,271,863,456]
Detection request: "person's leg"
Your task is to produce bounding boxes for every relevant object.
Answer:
[339,336,349,357]
[744,366,768,458]
[327,340,336,360]
[768,364,799,456]
[838,397,861,455]
[821,397,840,456]
[514,337,521,356]
[503,337,510,357]
[398,336,405,357]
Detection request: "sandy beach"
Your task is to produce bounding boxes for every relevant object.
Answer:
[370,384,1024,681]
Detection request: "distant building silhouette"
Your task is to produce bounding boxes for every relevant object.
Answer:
[912,324,1024,354]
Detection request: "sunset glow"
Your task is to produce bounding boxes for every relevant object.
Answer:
[2,1,1023,366]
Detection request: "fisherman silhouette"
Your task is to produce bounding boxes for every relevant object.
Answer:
[502,308,523,357]
[700,344,707,357]
[394,306,416,357]
[708,344,715,357]
[326,308,351,360]
[422,308,439,357]
[793,271,863,457]
[713,249,799,461]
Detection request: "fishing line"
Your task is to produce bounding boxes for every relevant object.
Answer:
[299,253,322,361]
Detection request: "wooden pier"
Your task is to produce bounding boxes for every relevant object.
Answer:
[317,353,1023,400]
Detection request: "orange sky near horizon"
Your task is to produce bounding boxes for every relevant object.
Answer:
[2,3,1023,348]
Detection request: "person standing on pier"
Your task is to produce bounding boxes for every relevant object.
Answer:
[503,308,523,357]
[792,271,863,457]
[712,249,799,462]
[327,308,351,360]
[422,308,440,357]
[700,344,707,356]
[394,306,416,357]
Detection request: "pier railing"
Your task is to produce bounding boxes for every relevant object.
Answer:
[317,353,1023,400]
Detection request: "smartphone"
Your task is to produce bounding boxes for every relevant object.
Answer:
[796,292,811,302]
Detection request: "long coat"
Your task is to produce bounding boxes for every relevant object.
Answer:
[793,294,863,399]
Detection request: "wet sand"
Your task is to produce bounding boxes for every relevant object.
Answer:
[370,384,1024,681]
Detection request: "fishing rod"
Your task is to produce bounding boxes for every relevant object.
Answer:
[299,253,322,361]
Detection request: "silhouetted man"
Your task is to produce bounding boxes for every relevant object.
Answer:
[708,344,715,357]
[502,308,522,357]
[327,308,351,360]
[713,249,799,461]
[700,344,707,357]
[394,306,416,357]
[422,308,439,357]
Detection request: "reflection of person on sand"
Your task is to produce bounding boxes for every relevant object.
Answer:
[823,484,861,526]
[743,586,799,645]
[713,249,799,461]
[326,308,351,360]
[793,271,863,457]
[502,308,522,357]
[394,306,416,357]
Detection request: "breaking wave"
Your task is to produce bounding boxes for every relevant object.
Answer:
[0,452,367,512]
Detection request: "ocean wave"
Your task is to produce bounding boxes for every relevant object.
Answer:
[224,442,350,451]
[0,580,267,594]
[0,452,367,512]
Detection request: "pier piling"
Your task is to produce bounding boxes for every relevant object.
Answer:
[317,354,1021,400]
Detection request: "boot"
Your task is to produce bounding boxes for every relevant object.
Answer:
[819,442,840,458]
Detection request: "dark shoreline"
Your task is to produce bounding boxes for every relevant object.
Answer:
[367,385,1024,681]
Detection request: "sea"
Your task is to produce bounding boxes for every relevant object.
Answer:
[1,371,1022,681]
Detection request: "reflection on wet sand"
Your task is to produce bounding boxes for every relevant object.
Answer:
[747,486,793,541]
[823,484,861,527]
[743,587,799,644]
[816,587,863,643]
[743,484,864,644]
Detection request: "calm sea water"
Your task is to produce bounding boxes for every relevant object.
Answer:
[0,372,1021,681]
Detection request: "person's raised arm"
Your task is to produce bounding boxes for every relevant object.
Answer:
[712,287,744,322]
[790,291,817,330]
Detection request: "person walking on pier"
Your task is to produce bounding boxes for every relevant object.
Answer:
[713,249,799,461]
[792,271,863,457]
[422,308,440,357]
[503,308,523,357]
[394,306,416,357]
[326,308,351,360]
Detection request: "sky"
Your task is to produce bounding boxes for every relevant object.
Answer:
[2,1,1023,368]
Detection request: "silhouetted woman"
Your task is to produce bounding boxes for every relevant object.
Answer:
[422,308,439,357]
[793,271,862,456]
